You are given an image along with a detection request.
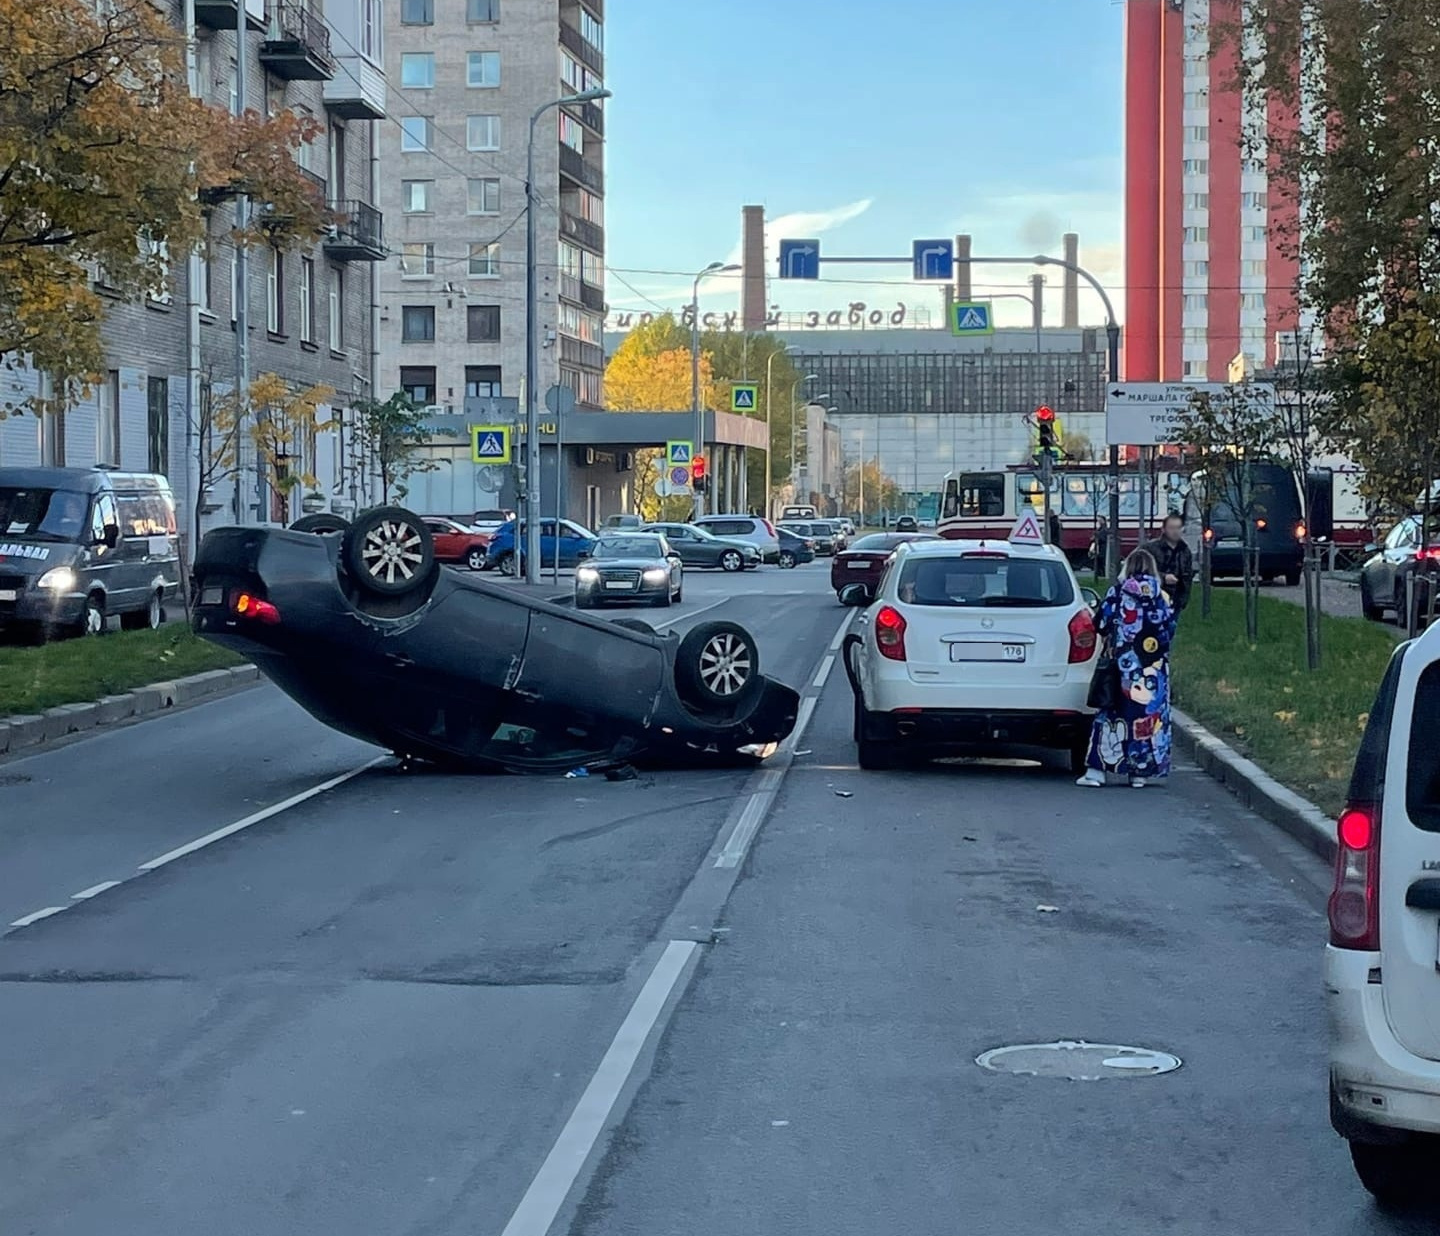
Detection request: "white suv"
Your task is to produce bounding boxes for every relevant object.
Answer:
[1327,626,1440,1207]
[841,539,1099,771]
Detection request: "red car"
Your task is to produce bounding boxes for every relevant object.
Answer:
[422,517,491,571]
[830,531,938,603]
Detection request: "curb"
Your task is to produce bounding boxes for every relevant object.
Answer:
[0,664,261,759]
[1171,707,1336,863]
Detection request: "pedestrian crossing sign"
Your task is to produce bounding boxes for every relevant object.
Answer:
[950,300,995,336]
[666,440,693,466]
[731,384,758,412]
[470,424,512,465]
[1009,510,1045,545]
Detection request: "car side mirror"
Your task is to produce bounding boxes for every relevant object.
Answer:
[101,524,120,549]
[839,583,869,607]
[575,549,590,560]
[1081,587,1101,611]
[1364,542,1378,554]
[667,553,682,564]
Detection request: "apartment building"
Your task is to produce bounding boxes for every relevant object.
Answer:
[0,0,387,540]
[377,0,606,424]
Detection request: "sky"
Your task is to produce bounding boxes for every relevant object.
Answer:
[601,0,1126,332]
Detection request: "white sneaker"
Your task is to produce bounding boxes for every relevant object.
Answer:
[1130,778,1148,789]
[1076,770,1104,787]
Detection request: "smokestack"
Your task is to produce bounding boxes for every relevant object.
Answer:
[954,234,973,301]
[1031,274,1045,335]
[1062,233,1080,328]
[741,205,767,331]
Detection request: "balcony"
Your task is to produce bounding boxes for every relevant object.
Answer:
[324,200,385,262]
[577,100,605,136]
[560,336,604,370]
[560,212,604,253]
[579,281,605,312]
[560,19,603,73]
[558,143,604,195]
[195,0,265,32]
[260,5,336,81]
[324,54,386,120]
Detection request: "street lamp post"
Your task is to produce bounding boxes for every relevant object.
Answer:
[524,86,612,585]
[763,345,791,520]
[691,261,740,519]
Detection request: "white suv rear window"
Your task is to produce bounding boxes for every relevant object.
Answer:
[896,557,1073,608]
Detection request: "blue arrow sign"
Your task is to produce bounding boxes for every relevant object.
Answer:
[913,239,954,281]
[779,239,820,280]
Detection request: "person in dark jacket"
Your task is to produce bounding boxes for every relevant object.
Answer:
[1142,512,1195,612]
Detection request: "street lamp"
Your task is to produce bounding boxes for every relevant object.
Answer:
[763,344,791,520]
[691,261,740,519]
[524,85,612,585]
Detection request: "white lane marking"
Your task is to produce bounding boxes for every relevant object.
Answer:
[499,939,697,1236]
[137,756,385,873]
[828,616,853,652]
[10,906,66,928]
[812,654,835,690]
[72,881,121,901]
[714,768,784,869]
[652,598,727,631]
[786,698,818,754]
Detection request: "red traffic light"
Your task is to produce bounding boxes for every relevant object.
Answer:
[1035,405,1056,422]
[692,454,707,480]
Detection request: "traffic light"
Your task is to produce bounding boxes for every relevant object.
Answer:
[1036,405,1057,453]
[692,454,707,492]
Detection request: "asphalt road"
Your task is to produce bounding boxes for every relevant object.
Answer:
[0,558,1424,1235]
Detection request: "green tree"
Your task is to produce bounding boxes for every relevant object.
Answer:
[351,392,438,505]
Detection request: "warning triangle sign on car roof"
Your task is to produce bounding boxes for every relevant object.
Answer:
[1008,510,1045,545]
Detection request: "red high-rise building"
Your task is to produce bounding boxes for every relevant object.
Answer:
[1123,0,1302,382]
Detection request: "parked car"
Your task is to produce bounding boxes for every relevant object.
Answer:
[469,508,515,536]
[838,518,857,538]
[894,515,920,533]
[779,521,837,556]
[190,507,799,772]
[841,538,1099,771]
[484,518,596,575]
[575,533,683,609]
[780,505,817,521]
[602,514,644,531]
[1360,515,1440,623]
[641,522,760,572]
[776,527,816,569]
[820,520,850,551]
[0,466,181,640]
[830,532,938,604]
[422,517,491,571]
[1327,627,1440,1206]
[693,514,781,565]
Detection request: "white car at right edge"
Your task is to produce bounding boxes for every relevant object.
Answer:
[840,538,1100,772]
[1327,625,1440,1208]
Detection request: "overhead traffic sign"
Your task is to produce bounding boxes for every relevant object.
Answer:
[731,383,758,412]
[1104,381,1277,446]
[913,239,954,281]
[666,440,693,466]
[1009,510,1045,546]
[949,300,994,336]
[779,239,820,280]
[470,424,511,465]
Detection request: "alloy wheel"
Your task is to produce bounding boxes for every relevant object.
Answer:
[360,519,425,586]
[697,631,753,697]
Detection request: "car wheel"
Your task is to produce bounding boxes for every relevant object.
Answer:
[575,593,593,609]
[611,618,655,635]
[675,621,762,710]
[652,589,672,608]
[857,734,895,771]
[1284,568,1301,587]
[1350,1139,1433,1209]
[121,590,163,632]
[497,552,516,577]
[466,547,486,571]
[76,593,105,638]
[674,584,683,603]
[1361,578,1383,621]
[343,506,436,597]
[778,551,796,569]
[290,513,350,535]
[720,550,744,573]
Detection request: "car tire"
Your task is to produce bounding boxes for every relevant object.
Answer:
[466,547,486,571]
[121,590,163,632]
[857,734,895,771]
[778,551,796,569]
[611,618,655,635]
[290,513,350,536]
[675,621,762,710]
[674,584,683,603]
[1284,568,1301,587]
[76,593,105,638]
[1361,578,1383,621]
[1349,1139,1433,1209]
[720,550,744,573]
[575,593,593,609]
[497,552,516,577]
[652,590,672,608]
[343,506,436,597]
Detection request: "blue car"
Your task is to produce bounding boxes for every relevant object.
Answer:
[486,518,597,575]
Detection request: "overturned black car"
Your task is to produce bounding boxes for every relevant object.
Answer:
[191,507,800,772]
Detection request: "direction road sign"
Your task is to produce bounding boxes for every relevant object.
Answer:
[669,465,691,486]
[913,239,954,281]
[778,239,820,280]
[731,383,758,412]
[666,440,693,466]
[470,424,512,465]
[1104,381,1277,446]
[949,301,994,335]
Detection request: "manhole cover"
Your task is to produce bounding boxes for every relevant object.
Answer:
[976,1040,1182,1081]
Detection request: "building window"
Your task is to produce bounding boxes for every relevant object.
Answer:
[467,51,500,87]
[466,303,500,341]
[1242,294,1266,310]
[401,52,434,89]
[559,302,601,343]
[38,374,64,467]
[1186,125,1209,142]
[1184,260,1209,278]
[465,365,501,397]
[299,257,315,341]
[1185,58,1206,77]
[329,267,344,350]
[1247,225,1268,241]
[141,237,172,305]
[1182,158,1209,175]
[402,180,433,213]
[402,305,435,342]
[1184,90,1208,109]
[1185,193,1209,209]
[579,8,602,49]
[198,237,213,312]
[559,113,583,152]
[400,117,431,151]
[466,114,500,151]
[1183,328,1207,343]
[266,249,284,333]
[97,370,121,467]
[580,250,603,286]
[361,0,380,58]
[1183,226,1209,243]
[467,0,497,21]
[466,177,500,214]
[468,242,500,278]
[561,50,583,92]
[147,376,169,475]
[400,366,436,405]
[401,242,435,277]
[228,56,238,114]
[1242,259,1267,277]
[401,0,432,23]
[573,188,602,222]
[1183,360,1205,378]
[1242,191,1268,209]
[1183,294,1208,310]
[330,120,346,198]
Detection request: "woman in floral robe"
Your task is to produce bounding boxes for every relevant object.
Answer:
[1077,549,1176,788]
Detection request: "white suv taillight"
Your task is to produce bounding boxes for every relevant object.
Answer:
[1067,608,1098,664]
[1328,803,1380,950]
[874,605,907,661]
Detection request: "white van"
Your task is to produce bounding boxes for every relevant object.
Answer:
[1327,626,1440,1205]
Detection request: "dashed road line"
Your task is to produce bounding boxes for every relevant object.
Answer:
[71,881,121,901]
[10,906,66,928]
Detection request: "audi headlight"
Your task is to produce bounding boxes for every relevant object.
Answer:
[643,568,668,582]
[577,566,599,581]
[36,567,76,591]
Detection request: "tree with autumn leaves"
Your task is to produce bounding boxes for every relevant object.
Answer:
[0,0,330,414]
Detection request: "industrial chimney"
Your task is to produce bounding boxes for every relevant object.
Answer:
[741,205,767,331]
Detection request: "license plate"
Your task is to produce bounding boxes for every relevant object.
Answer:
[949,642,1027,663]
[847,561,869,569]
[201,586,224,606]
[604,581,632,590]
[0,589,15,602]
